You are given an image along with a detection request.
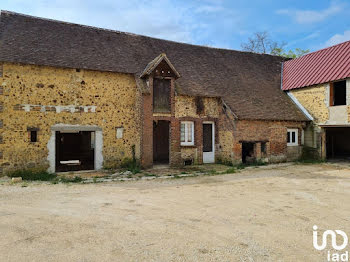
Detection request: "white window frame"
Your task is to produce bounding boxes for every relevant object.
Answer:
[287,128,299,146]
[180,121,194,146]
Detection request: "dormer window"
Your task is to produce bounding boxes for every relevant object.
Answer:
[153,78,171,113]
[140,53,180,113]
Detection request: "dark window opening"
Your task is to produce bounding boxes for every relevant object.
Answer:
[242,142,255,163]
[30,131,37,142]
[261,142,267,155]
[153,78,171,113]
[332,80,346,106]
[184,159,193,166]
[195,96,204,115]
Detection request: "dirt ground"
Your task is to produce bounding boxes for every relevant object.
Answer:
[1,163,350,261]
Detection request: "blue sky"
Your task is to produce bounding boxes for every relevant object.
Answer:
[2,0,350,52]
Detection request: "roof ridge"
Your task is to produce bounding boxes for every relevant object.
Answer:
[287,39,350,62]
[0,9,284,59]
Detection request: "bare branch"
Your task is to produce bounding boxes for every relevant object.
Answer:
[241,31,285,55]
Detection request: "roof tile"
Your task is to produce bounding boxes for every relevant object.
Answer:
[0,10,308,121]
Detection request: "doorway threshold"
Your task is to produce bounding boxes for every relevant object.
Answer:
[152,164,170,170]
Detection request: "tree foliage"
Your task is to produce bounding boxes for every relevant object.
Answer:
[241,31,309,58]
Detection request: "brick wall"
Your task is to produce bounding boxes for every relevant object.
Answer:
[232,120,305,163]
[141,78,305,166]
[140,70,223,167]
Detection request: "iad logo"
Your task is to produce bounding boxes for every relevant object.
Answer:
[313,225,349,261]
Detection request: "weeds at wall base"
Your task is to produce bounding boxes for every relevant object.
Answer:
[7,168,56,181]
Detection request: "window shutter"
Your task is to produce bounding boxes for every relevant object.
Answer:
[329,82,334,106]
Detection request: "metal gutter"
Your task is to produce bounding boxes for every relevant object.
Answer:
[286,91,314,121]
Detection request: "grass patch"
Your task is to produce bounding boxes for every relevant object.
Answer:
[250,160,267,166]
[233,160,267,170]
[144,173,156,177]
[224,167,236,174]
[59,176,83,183]
[296,146,325,164]
[235,163,246,170]
[295,159,326,164]
[216,158,234,166]
[120,157,141,174]
[8,168,56,181]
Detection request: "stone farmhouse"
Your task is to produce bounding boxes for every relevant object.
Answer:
[0,11,347,174]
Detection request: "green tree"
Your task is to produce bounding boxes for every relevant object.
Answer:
[278,48,310,59]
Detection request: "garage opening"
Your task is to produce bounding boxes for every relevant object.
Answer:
[326,128,350,160]
[55,131,95,172]
[153,120,170,164]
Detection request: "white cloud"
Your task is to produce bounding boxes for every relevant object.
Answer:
[285,31,320,48]
[277,2,344,24]
[0,0,242,49]
[2,0,197,43]
[325,30,350,47]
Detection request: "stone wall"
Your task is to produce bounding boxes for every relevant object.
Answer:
[289,84,329,124]
[175,96,220,118]
[0,63,141,173]
[289,79,350,157]
[290,79,350,125]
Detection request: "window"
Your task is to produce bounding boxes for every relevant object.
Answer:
[261,142,267,155]
[180,121,194,146]
[287,129,298,146]
[153,78,171,112]
[330,80,346,106]
[30,130,37,142]
[27,127,39,143]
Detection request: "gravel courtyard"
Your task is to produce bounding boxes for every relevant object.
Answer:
[1,163,350,261]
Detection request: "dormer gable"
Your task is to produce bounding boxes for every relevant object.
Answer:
[140,53,180,79]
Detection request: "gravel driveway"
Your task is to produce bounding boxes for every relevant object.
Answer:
[1,163,350,261]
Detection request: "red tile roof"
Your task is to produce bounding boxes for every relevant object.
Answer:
[282,40,350,91]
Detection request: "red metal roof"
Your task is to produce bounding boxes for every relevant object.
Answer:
[282,40,350,91]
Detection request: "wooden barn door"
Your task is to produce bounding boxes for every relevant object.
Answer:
[153,120,170,164]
